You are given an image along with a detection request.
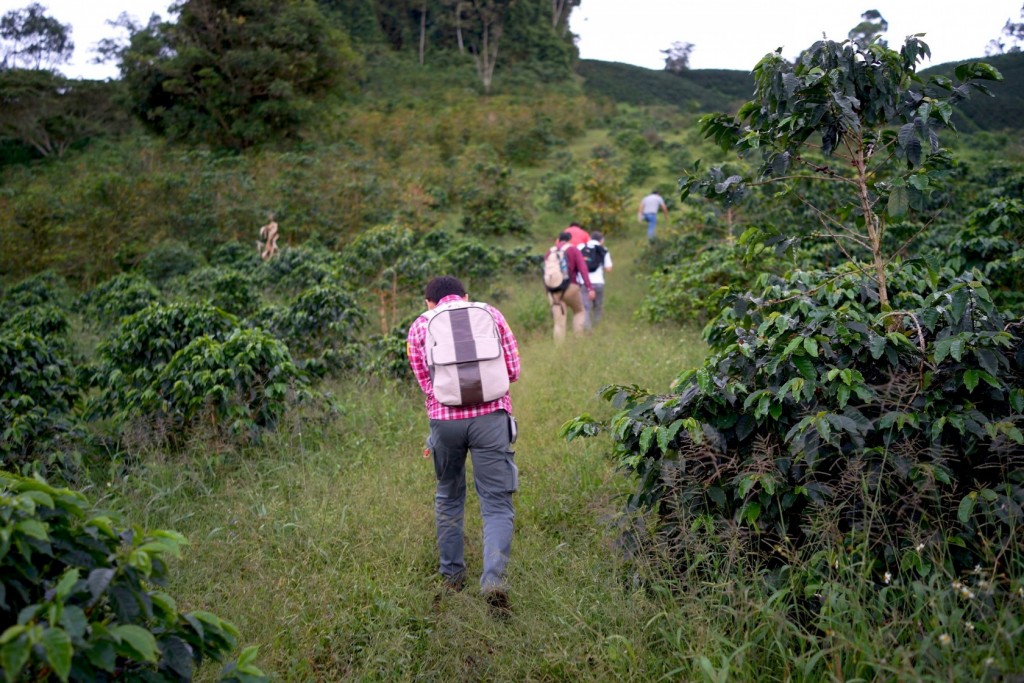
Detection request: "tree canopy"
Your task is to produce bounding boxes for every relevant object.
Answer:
[119,0,360,150]
[0,3,73,71]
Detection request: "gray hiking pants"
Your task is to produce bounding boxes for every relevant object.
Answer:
[429,410,517,592]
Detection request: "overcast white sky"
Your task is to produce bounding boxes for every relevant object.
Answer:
[572,0,1022,70]
[23,0,1024,80]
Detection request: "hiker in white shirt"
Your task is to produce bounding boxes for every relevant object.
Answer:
[637,191,668,240]
[579,231,613,329]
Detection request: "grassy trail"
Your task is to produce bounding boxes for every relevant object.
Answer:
[118,235,707,681]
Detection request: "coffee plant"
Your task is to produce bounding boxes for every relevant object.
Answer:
[256,245,342,297]
[86,303,237,425]
[209,241,261,271]
[253,285,366,367]
[639,234,787,326]
[139,242,202,290]
[944,197,1024,315]
[0,333,79,471]
[1,306,72,353]
[572,157,628,236]
[0,271,70,318]
[683,34,1002,310]
[458,162,531,236]
[175,267,260,318]
[0,472,267,682]
[339,225,432,334]
[565,264,1024,579]
[138,328,306,445]
[78,274,162,328]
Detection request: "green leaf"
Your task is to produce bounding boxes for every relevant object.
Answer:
[110,624,158,663]
[1,632,30,683]
[869,334,887,359]
[803,337,819,357]
[54,568,79,602]
[41,628,72,682]
[1011,389,1024,414]
[639,426,656,455]
[738,475,756,498]
[963,369,980,392]
[957,493,977,524]
[792,356,816,380]
[742,501,762,524]
[888,185,909,217]
[14,519,48,541]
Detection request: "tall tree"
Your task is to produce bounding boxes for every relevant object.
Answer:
[0,70,124,157]
[462,0,512,93]
[986,3,1024,54]
[684,35,1001,311]
[661,41,694,74]
[847,9,888,48]
[316,0,381,44]
[118,0,360,149]
[0,3,73,71]
[550,0,579,34]
[501,0,576,80]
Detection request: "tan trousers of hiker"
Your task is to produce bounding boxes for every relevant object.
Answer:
[549,284,585,342]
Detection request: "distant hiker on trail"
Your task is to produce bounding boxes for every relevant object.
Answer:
[406,275,521,618]
[638,190,669,240]
[579,231,613,329]
[258,215,279,261]
[564,221,589,248]
[542,230,594,342]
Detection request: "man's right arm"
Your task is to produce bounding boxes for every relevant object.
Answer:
[489,306,520,383]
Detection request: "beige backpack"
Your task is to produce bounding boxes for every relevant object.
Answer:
[424,301,509,407]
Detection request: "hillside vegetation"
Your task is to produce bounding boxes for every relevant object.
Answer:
[2,2,1024,681]
[576,59,754,112]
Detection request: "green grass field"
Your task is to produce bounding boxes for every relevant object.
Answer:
[104,233,712,680]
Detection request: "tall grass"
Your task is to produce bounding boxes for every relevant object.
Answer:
[103,236,713,680]
[101,234,1023,681]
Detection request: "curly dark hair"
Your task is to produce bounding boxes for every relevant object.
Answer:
[424,276,466,303]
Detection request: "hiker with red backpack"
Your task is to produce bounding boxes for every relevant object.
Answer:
[406,275,521,617]
[542,230,595,342]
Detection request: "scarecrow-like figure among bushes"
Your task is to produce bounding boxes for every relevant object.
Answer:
[258,214,279,261]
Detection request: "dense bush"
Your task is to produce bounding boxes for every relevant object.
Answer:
[209,241,262,271]
[566,264,1024,580]
[86,303,237,424]
[540,171,576,212]
[502,113,561,166]
[0,472,267,682]
[362,316,418,381]
[138,328,306,445]
[79,273,162,328]
[1,305,73,352]
[0,333,79,470]
[254,285,366,364]
[639,241,778,326]
[0,270,70,317]
[139,242,202,290]
[458,163,531,236]
[257,245,343,297]
[175,267,261,317]
[944,197,1024,315]
[571,157,628,237]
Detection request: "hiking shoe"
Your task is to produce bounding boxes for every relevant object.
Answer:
[484,588,512,621]
[441,574,465,593]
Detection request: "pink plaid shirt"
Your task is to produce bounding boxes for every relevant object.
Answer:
[406,295,520,420]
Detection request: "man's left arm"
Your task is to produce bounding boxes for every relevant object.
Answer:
[406,318,433,395]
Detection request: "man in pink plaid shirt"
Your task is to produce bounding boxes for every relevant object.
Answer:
[407,276,521,616]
